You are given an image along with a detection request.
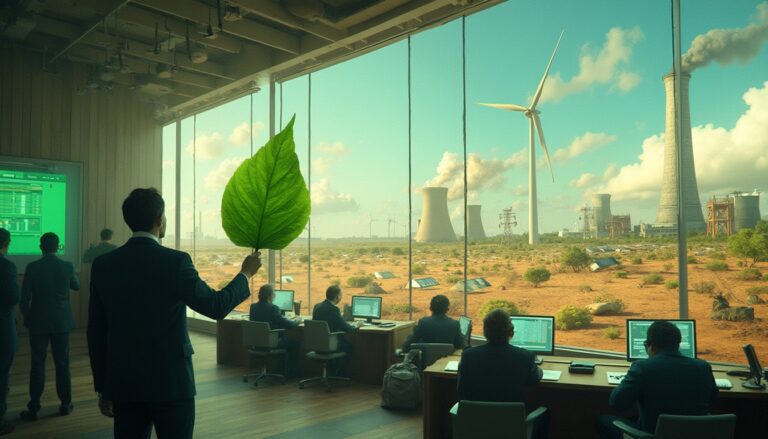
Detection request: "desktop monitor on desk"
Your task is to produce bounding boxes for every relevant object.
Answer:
[509,315,555,356]
[351,296,382,323]
[273,290,295,314]
[459,316,472,347]
[626,319,697,361]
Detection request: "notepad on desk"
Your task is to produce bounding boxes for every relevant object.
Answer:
[607,372,626,385]
[445,361,460,372]
[541,370,561,381]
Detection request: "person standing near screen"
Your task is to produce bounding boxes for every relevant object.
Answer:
[19,232,80,421]
[403,294,465,351]
[0,229,20,436]
[596,320,718,439]
[249,284,300,377]
[88,188,261,439]
[82,228,117,263]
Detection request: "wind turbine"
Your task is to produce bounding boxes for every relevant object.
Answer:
[480,30,564,245]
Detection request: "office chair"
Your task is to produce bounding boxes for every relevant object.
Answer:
[410,343,456,371]
[451,401,549,439]
[298,320,351,392]
[613,414,737,439]
[241,321,287,387]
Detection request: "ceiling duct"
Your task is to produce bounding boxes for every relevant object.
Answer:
[190,42,208,64]
[284,0,325,22]
[223,5,242,21]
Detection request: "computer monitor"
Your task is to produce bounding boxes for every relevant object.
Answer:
[626,319,697,361]
[742,344,766,389]
[351,296,382,323]
[459,316,472,347]
[509,315,555,355]
[273,290,295,313]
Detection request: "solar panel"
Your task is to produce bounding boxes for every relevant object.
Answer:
[410,277,439,288]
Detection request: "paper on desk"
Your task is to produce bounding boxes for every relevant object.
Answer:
[541,370,561,381]
[715,378,733,389]
[445,360,460,372]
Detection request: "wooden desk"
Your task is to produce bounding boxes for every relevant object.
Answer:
[216,315,415,385]
[423,354,768,439]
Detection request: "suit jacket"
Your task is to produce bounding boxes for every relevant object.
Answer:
[82,242,118,263]
[403,314,465,350]
[0,254,20,349]
[457,342,542,403]
[20,254,80,334]
[609,351,718,432]
[249,300,298,331]
[88,237,250,402]
[312,299,356,333]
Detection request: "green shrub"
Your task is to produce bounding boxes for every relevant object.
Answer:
[665,280,679,290]
[578,284,593,292]
[524,267,551,287]
[561,247,591,272]
[330,278,341,286]
[709,252,726,260]
[687,256,698,264]
[647,253,658,260]
[693,281,716,294]
[616,271,629,279]
[445,275,461,284]
[479,300,523,319]
[706,261,729,271]
[412,264,426,275]
[555,305,593,330]
[298,254,310,263]
[389,303,417,314]
[746,286,768,296]
[737,268,762,281]
[603,327,621,340]
[643,273,664,285]
[663,263,674,272]
[631,257,643,265]
[391,247,405,256]
[346,275,373,288]
[736,260,745,268]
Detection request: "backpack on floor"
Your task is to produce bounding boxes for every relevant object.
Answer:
[381,349,421,410]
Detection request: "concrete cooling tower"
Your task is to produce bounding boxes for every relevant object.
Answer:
[732,192,761,231]
[656,72,706,231]
[415,187,456,242]
[591,194,612,238]
[466,205,486,241]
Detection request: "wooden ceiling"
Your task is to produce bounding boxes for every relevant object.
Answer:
[1,0,503,121]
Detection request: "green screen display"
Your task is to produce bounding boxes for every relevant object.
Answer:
[509,315,555,354]
[0,170,67,255]
[626,319,697,360]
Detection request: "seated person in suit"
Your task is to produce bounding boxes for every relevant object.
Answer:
[403,294,465,351]
[596,320,718,439]
[249,284,300,378]
[312,285,362,376]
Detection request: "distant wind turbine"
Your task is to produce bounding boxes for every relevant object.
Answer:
[480,30,564,245]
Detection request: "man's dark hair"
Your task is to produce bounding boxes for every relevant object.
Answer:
[326,285,341,301]
[100,228,114,241]
[429,295,450,315]
[646,320,681,352]
[122,188,165,232]
[0,228,10,249]
[40,232,59,253]
[258,284,274,301]
[483,309,513,345]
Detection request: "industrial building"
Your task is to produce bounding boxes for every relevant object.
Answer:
[414,187,456,243]
[706,191,762,237]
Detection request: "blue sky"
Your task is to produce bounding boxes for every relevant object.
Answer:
[165,0,768,240]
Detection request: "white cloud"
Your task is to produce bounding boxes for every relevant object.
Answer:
[204,157,245,190]
[540,27,644,103]
[228,121,265,145]
[426,150,527,201]
[311,178,359,214]
[603,163,618,181]
[185,132,225,160]
[600,81,768,203]
[511,185,528,196]
[551,131,617,163]
[313,141,349,175]
[570,173,597,188]
[317,141,348,155]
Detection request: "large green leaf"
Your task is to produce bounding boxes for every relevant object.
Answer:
[221,116,310,250]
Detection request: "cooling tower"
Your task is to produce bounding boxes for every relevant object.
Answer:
[592,193,612,237]
[656,72,706,231]
[415,187,456,242]
[733,192,761,231]
[466,205,486,241]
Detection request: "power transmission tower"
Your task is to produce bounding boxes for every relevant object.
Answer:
[498,208,517,246]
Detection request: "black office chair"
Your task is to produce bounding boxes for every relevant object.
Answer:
[299,320,351,392]
[410,343,456,371]
[241,321,287,387]
[452,401,549,439]
[614,414,737,439]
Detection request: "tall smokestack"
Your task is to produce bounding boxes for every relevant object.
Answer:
[415,187,456,243]
[591,194,612,238]
[466,205,486,241]
[656,72,706,231]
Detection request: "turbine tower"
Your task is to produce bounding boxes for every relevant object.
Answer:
[480,30,564,245]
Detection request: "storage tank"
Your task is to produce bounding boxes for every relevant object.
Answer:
[414,187,456,242]
[733,192,761,231]
[466,205,486,241]
[592,193,612,237]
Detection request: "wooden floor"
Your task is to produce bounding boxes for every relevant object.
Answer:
[5,330,422,439]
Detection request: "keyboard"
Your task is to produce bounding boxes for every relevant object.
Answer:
[607,372,626,385]
[715,378,733,389]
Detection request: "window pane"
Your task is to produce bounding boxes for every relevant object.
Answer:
[161,123,177,248]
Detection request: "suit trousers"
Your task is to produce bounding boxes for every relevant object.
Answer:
[28,332,71,411]
[113,398,195,439]
[0,324,16,424]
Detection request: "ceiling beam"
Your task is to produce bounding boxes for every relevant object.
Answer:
[134,0,301,55]
[231,0,346,43]
[48,0,130,63]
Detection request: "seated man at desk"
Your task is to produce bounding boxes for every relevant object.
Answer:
[403,294,464,351]
[249,284,300,378]
[312,285,362,376]
[596,320,718,439]
[457,309,542,402]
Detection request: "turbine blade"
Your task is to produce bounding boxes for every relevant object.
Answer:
[532,113,554,182]
[530,29,565,110]
[478,103,528,112]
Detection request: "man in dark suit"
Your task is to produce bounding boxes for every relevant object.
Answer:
[82,228,117,263]
[249,284,300,377]
[0,229,20,436]
[19,232,80,421]
[88,188,261,439]
[457,309,542,403]
[312,285,361,375]
[596,320,718,439]
[403,294,465,351]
